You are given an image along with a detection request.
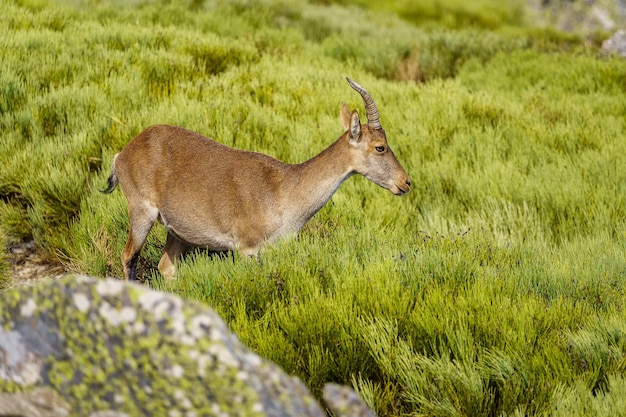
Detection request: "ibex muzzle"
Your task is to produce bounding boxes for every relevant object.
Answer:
[102,78,411,281]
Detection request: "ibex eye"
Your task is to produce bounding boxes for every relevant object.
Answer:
[375,146,386,153]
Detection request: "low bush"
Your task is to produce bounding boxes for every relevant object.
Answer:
[2,0,625,415]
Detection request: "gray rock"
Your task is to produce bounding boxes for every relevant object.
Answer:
[0,387,70,417]
[323,384,375,417]
[529,0,625,33]
[0,275,375,417]
[602,29,626,56]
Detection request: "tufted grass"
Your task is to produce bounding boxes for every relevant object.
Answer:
[2,0,626,415]
[0,232,8,289]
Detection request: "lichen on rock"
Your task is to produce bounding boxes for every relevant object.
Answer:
[0,275,375,417]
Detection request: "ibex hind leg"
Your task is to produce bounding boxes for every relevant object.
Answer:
[122,203,159,281]
[158,232,188,280]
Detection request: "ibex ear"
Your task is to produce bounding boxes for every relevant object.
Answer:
[348,110,361,143]
[340,103,351,131]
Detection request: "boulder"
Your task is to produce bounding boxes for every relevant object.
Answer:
[0,276,375,417]
[602,29,626,56]
[529,0,625,32]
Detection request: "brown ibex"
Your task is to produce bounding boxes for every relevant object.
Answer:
[102,78,411,281]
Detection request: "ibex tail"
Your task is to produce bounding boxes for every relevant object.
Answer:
[100,154,119,194]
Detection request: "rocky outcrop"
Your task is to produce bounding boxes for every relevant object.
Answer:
[528,0,626,32]
[527,0,626,57]
[0,276,375,417]
[602,29,626,56]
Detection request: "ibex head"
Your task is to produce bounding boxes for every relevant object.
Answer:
[344,77,411,195]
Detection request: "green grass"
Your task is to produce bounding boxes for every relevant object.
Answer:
[1,0,626,415]
[0,231,9,289]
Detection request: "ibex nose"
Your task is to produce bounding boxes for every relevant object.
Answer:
[394,177,411,195]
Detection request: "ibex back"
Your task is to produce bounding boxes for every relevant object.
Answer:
[102,78,411,281]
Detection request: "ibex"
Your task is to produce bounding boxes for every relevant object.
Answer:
[102,78,411,281]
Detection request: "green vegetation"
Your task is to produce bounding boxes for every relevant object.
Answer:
[1,0,626,415]
[0,232,8,288]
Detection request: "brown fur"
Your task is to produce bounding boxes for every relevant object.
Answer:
[104,83,411,281]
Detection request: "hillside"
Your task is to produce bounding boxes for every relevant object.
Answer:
[1,0,626,415]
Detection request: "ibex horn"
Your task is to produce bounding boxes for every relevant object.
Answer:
[346,77,382,130]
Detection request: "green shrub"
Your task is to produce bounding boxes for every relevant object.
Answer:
[2,0,626,415]
[0,232,9,290]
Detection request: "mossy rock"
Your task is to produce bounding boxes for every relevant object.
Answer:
[0,276,374,417]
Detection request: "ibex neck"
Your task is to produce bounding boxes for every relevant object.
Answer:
[286,136,354,228]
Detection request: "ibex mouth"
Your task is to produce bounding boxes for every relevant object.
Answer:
[393,181,411,195]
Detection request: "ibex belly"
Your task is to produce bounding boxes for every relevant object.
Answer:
[158,201,288,254]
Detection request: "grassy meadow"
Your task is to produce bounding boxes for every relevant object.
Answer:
[2,0,626,415]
